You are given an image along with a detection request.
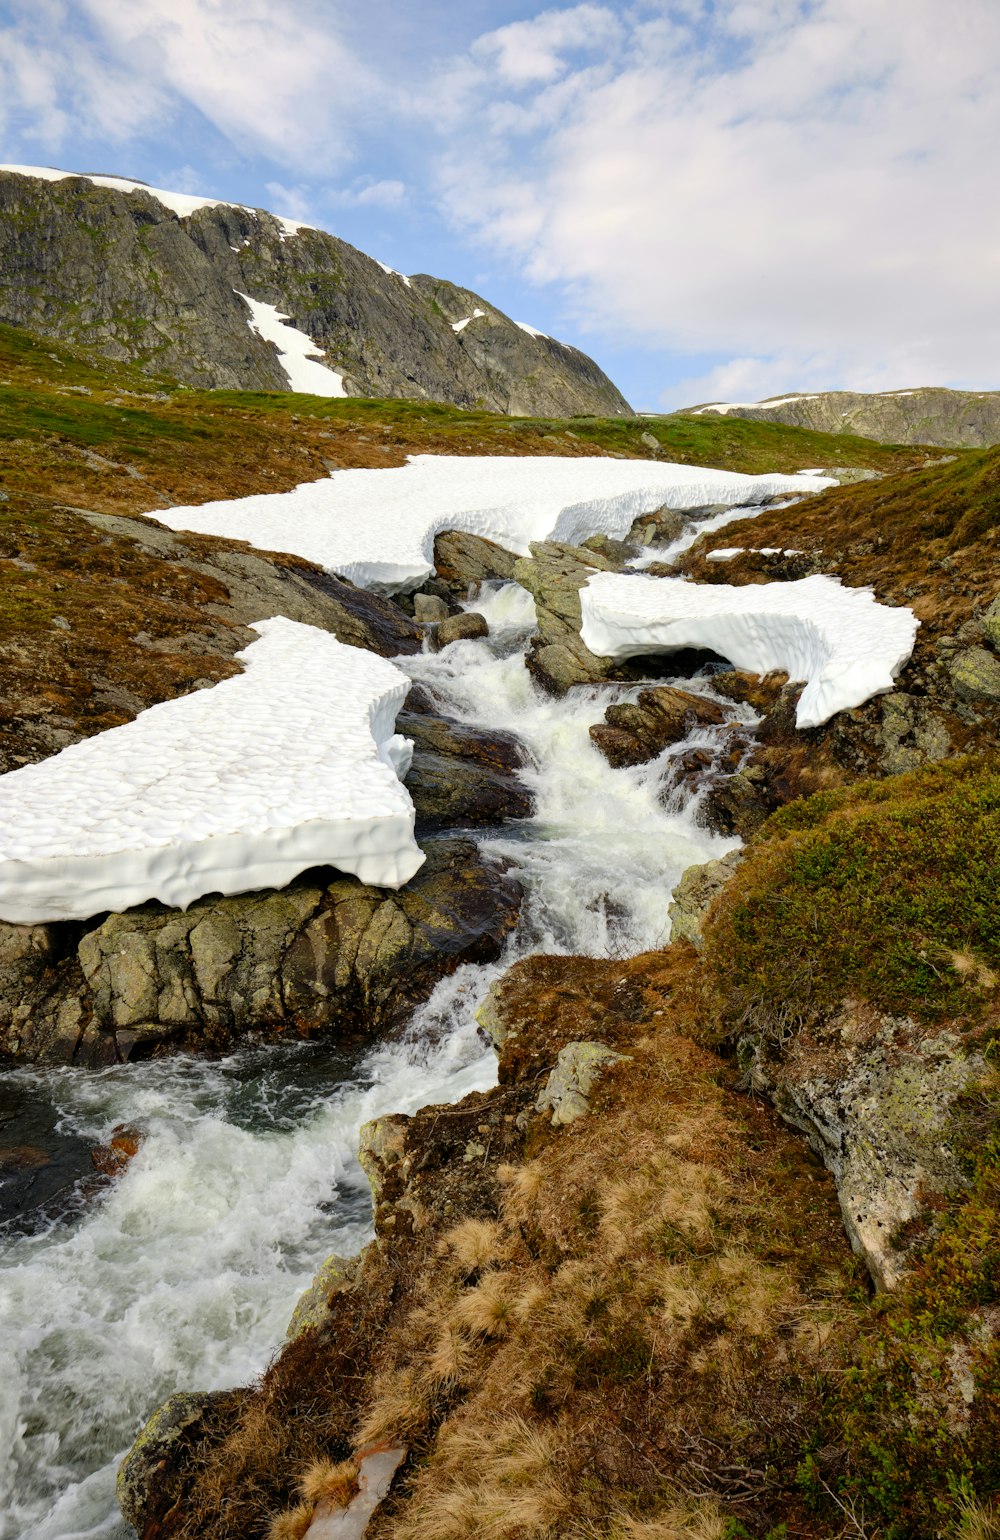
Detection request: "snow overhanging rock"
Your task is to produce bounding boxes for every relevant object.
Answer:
[0,618,422,924]
[580,571,919,728]
[155,455,836,595]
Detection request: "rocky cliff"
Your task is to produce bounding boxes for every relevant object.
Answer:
[680,386,1000,447]
[0,167,632,416]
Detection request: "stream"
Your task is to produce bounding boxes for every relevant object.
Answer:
[0,508,763,1539]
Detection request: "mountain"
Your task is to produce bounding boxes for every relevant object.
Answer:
[680,385,1000,447]
[0,166,632,417]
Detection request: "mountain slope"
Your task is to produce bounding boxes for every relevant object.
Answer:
[680,386,1000,447]
[0,166,632,417]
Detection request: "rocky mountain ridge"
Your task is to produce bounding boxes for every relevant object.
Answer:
[680,385,1000,447]
[0,166,632,417]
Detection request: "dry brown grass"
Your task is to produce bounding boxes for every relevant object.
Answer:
[297,1456,359,1508]
[265,1500,314,1540]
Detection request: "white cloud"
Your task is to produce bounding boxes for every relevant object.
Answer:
[82,0,376,172]
[434,0,1000,401]
[334,178,408,210]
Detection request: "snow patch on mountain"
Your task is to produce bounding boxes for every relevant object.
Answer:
[236,292,346,396]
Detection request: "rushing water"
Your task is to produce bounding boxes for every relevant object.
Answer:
[0,513,758,1538]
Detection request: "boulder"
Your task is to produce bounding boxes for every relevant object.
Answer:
[117,1389,235,1535]
[0,838,522,1065]
[433,611,489,649]
[589,685,726,768]
[514,540,620,693]
[400,709,531,830]
[948,645,1000,704]
[285,1254,358,1340]
[668,850,743,949]
[742,1006,990,1290]
[433,530,519,594]
[413,593,450,623]
[535,1041,629,1126]
[980,594,1000,650]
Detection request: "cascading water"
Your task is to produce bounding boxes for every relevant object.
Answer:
[0,509,763,1539]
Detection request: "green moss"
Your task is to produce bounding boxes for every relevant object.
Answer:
[703,758,1000,1035]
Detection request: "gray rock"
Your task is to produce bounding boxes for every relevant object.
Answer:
[535,1041,628,1126]
[433,530,520,594]
[414,593,450,623]
[0,170,633,417]
[875,692,952,775]
[358,1114,410,1202]
[0,838,522,1064]
[948,646,1000,703]
[433,611,489,648]
[668,849,743,949]
[743,1006,989,1290]
[980,594,1000,650]
[514,540,620,693]
[627,506,688,546]
[673,387,1000,449]
[285,1253,357,1340]
[117,1390,231,1533]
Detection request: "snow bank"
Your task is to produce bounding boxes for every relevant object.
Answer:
[515,321,549,340]
[156,456,835,595]
[580,571,918,729]
[0,164,309,237]
[692,394,821,416]
[452,308,486,333]
[376,260,412,288]
[0,618,421,924]
[236,292,346,396]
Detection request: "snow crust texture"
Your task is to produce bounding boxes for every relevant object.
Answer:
[580,571,918,729]
[0,618,421,924]
[157,456,835,595]
[236,292,346,396]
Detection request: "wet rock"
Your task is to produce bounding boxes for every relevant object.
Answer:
[286,1253,358,1340]
[117,1389,237,1534]
[626,506,687,546]
[358,1115,411,1203]
[589,685,726,768]
[90,1123,144,1179]
[432,611,489,648]
[668,850,743,948]
[433,530,519,594]
[742,1006,990,1289]
[948,645,1000,703]
[400,708,531,830]
[514,540,620,692]
[1,839,522,1065]
[535,1041,628,1126]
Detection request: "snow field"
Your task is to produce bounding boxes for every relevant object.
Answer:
[0,618,422,924]
[156,455,836,594]
[580,571,919,729]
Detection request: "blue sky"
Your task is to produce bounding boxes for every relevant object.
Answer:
[1,0,998,411]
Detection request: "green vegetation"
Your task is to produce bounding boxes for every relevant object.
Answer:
[703,758,1000,1036]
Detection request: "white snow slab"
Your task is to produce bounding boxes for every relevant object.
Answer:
[0,618,422,924]
[376,260,412,288]
[452,308,486,333]
[580,571,918,729]
[155,456,835,595]
[237,292,346,396]
[0,164,309,237]
[515,321,549,340]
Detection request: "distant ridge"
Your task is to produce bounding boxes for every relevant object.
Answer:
[0,165,632,417]
[678,387,1000,447]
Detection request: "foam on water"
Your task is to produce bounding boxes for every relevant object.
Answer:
[0,566,748,1538]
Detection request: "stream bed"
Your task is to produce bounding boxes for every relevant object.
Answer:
[0,514,761,1539]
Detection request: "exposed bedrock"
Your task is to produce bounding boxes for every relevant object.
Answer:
[0,838,522,1066]
[739,1005,990,1291]
[432,529,520,594]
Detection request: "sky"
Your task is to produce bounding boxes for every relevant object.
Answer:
[0,0,998,412]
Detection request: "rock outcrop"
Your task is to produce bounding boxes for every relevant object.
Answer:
[0,838,522,1065]
[681,387,1000,448]
[0,169,633,416]
[513,539,622,693]
[589,684,726,767]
